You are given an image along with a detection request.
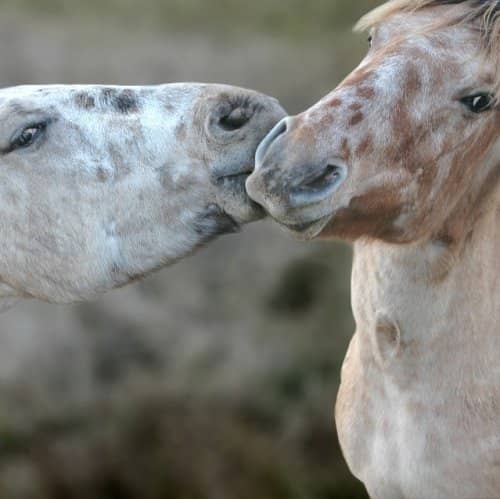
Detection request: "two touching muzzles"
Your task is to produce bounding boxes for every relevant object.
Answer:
[1,1,499,497]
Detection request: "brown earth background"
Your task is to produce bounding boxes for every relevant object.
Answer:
[0,1,379,497]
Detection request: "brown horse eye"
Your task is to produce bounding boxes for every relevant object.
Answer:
[460,93,494,114]
[368,35,373,47]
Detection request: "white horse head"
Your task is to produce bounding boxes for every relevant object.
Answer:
[0,83,285,303]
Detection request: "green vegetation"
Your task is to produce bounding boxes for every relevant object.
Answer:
[2,0,377,38]
[0,391,366,499]
[0,1,381,497]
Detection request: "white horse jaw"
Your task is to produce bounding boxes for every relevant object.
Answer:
[0,83,285,304]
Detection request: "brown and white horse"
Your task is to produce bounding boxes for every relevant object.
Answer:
[247,1,500,497]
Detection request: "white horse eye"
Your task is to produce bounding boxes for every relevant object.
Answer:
[219,107,252,132]
[460,93,495,114]
[10,123,47,151]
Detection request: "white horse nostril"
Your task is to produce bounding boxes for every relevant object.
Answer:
[218,107,252,132]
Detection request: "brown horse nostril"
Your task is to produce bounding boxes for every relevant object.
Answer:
[290,163,347,207]
[302,164,341,191]
[255,117,289,166]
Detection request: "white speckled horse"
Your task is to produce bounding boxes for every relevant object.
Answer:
[0,83,284,306]
[247,1,500,497]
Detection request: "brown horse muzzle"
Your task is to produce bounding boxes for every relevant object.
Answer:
[246,116,348,217]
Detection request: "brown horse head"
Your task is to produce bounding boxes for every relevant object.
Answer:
[247,0,500,243]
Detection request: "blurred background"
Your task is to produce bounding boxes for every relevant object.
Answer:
[0,1,378,498]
